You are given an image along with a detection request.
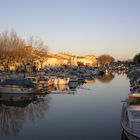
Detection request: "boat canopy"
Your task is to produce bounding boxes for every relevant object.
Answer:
[0,78,34,87]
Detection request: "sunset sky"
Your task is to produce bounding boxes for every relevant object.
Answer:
[0,0,140,60]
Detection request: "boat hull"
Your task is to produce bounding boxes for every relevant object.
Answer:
[123,131,140,140]
[0,87,36,94]
[121,103,140,140]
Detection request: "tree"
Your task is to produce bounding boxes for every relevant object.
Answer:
[0,30,49,71]
[133,53,140,64]
[26,36,48,57]
[0,30,25,58]
[26,36,48,69]
[0,30,26,70]
[97,54,115,66]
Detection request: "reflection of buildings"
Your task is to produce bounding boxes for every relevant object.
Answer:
[98,73,114,83]
[0,93,50,136]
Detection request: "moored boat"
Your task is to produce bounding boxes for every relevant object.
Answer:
[0,78,36,94]
[38,76,54,87]
[26,76,38,84]
[121,97,140,140]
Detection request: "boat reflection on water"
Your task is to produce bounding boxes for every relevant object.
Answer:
[53,84,70,91]
[0,93,51,136]
[48,79,83,94]
[50,84,77,94]
[0,93,36,107]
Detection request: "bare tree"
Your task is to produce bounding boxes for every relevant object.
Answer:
[26,36,48,57]
[0,30,49,71]
[26,36,48,69]
[0,30,26,71]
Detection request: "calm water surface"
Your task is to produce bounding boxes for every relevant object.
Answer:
[0,73,130,140]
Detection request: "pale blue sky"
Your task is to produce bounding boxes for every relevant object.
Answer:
[0,0,140,60]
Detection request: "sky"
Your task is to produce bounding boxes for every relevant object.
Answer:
[0,0,140,60]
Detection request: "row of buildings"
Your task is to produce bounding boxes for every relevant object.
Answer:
[0,45,97,71]
[36,52,97,68]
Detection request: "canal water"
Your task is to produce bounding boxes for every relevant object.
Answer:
[0,72,130,140]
